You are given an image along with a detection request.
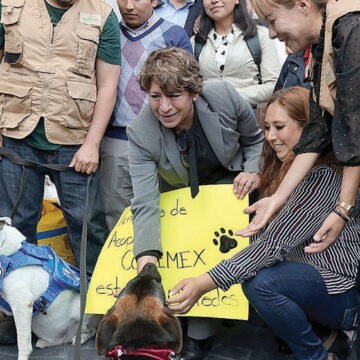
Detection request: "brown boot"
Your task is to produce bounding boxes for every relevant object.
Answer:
[0,312,17,344]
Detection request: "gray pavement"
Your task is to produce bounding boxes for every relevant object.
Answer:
[0,320,356,360]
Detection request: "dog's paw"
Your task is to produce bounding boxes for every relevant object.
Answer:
[213,228,237,253]
[71,330,96,347]
[36,338,54,349]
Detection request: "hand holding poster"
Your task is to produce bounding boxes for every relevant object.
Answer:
[86,185,249,320]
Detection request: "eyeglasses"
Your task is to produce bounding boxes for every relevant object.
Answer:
[176,131,189,168]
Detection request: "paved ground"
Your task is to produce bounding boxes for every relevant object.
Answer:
[0,320,356,360]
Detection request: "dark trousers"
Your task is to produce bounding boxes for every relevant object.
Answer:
[0,136,107,273]
[243,262,357,360]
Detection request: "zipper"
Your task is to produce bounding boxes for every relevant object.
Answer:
[41,23,56,117]
[7,69,31,76]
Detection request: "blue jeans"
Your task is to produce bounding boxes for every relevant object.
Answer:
[0,136,107,273]
[242,262,357,360]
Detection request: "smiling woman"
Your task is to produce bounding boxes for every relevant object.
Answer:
[167,87,360,360]
[240,0,360,254]
[252,0,326,53]
[126,47,264,359]
[129,47,263,271]
[192,0,280,108]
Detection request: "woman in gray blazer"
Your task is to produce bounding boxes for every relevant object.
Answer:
[126,47,263,360]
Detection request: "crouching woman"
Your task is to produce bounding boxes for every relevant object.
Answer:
[167,87,360,360]
[126,47,263,359]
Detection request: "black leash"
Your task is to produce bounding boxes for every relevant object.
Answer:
[0,146,91,360]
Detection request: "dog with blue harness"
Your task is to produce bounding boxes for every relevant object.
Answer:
[0,217,100,360]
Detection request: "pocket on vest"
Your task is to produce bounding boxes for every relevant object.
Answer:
[0,81,32,128]
[72,24,100,78]
[1,0,24,25]
[64,80,96,129]
[4,38,23,64]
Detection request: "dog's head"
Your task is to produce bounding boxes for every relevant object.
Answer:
[96,263,182,358]
[0,217,26,256]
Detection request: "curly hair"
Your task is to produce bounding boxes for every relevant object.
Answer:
[251,0,327,19]
[259,86,310,199]
[138,47,203,95]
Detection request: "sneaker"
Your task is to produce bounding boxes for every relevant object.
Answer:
[0,312,17,344]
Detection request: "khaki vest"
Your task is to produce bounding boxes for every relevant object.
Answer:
[0,0,112,144]
[316,0,360,116]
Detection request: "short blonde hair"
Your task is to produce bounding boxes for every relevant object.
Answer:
[252,0,326,19]
[138,47,203,95]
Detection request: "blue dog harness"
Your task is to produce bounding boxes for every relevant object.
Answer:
[0,242,87,316]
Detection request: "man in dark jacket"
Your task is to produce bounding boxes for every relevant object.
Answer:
[274,50,311,92]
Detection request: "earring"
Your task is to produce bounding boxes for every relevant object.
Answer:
[193,97,197,101]
[303,9,308,16]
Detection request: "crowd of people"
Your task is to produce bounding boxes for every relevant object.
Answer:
[0,0,359,360]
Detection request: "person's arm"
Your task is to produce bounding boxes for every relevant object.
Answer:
[69,58,120,173]
[303,14,360,252]
[236,26,281,107]
[167,273,217,314]
[224,82,264,198]
[127,122,163,274]
[168,165,338,313]
[305,166,360,253]
[236,152,319,237]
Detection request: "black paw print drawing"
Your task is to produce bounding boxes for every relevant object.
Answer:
[213,228,238,254]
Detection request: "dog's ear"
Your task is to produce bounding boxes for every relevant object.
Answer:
[159,307,183,353]
[96,317,117,355]
[108,318,173,351]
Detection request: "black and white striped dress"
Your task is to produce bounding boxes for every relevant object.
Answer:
[208,164,360,295]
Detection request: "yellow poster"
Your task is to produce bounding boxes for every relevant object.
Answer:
[86,185,250,320]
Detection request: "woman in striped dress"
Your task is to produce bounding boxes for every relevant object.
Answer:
[167,87,360,360]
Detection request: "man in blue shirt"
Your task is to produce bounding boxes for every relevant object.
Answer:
[155,0,203,37]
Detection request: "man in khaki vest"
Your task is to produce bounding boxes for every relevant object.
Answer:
[0,0,121,343]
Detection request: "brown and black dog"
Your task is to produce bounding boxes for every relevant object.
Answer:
[96,263,182,359]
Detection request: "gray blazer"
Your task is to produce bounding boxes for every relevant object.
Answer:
[127,80,263,258]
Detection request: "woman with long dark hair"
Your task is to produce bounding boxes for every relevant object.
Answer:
[193,0,280,108]
[168,87,360,360]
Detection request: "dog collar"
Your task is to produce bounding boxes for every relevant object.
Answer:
[105,344,180,360]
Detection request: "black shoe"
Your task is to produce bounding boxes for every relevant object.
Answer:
[322,330,352,357]
[274,336,292,355]
[180,336,214,360]
[0,313,17,344]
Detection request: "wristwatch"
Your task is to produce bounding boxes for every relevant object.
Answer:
[337,201,355,216]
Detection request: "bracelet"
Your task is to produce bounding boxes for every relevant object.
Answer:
[333,208,351,223]
[335,204,353,220]
[337,201,355,216]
